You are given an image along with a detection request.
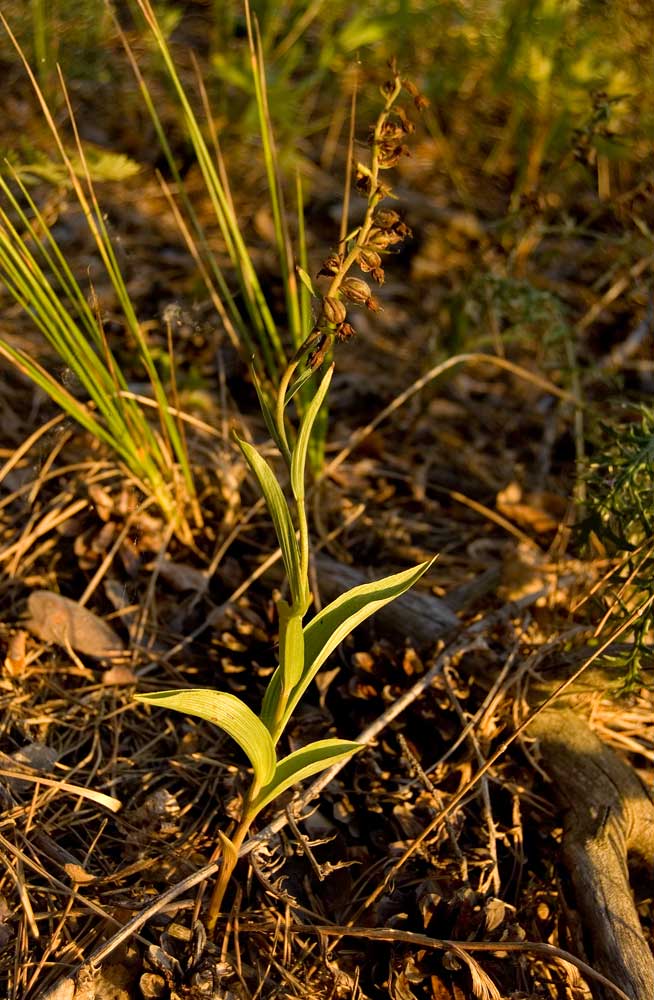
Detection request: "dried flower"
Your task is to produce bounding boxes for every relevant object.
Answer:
[321,296,347,326]
[365,295,380,313]
[371,267,385,285]
[374,209,401,229]
[403,78,430,111]
[307,333,332,370]
[358,248,382,272]
[367,227,404,250]
[317,254,342,278]
[395,106,415,134]
[341,277,372,305]
[335,322,356,342]
[378,142,410,169]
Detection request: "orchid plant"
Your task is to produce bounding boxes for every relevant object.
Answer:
[136,61,433,933]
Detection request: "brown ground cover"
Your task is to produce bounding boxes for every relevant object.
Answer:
[1,4,654,998]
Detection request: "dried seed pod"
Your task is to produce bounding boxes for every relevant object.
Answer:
[355,172,372,195]
[358,249,382,272]
[367,228,403,249]
[341,277,372,304]
[321,296,347,325]
[403,79,429,110]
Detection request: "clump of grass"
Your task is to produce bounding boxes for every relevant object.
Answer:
[135,61,432,933]
[0,14,202,544]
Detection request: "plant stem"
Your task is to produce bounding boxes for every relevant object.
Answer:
[326,75,403,298]
[206,805,254,933]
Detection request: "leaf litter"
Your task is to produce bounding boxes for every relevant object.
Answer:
[0,12,653,1000]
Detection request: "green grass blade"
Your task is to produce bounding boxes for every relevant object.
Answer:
[246,4,302,349]
[134,0,286,377]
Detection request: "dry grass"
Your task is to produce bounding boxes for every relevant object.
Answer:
[1,5,654,998]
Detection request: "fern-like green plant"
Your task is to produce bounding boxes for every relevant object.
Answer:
[583,402,654,683]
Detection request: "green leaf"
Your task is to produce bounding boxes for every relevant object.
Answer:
[296,265,317,298]
[251,738,362,815]
[261,558,436,737]
[290,363,333,501]
[134,688,276,788]
[285,365,316,407]
[251,365,291,465]
[235,435,302,604]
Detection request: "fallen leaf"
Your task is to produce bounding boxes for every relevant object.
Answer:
[102,664,138,685]
[26,591,125,658]
[496,482,566,534]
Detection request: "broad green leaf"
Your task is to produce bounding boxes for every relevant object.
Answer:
[235,436,302,604]
[134,688,276,788]
[261,558,436,737]
[290,364,333,501]
[296,265,317,298]
[251,738,362,815]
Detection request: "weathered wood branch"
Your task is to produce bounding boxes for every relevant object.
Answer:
[527,707,654,1000]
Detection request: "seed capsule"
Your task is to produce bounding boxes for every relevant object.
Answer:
[321,296,347,325]
[341,277,372,304]
[358,249,382,272]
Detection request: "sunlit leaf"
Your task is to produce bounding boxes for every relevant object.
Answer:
[296,265,317,298]
[235,436,303,604]
[251,738,362,814]
[290,364,333,501]
[251,365,290,464]
[135,688,276,788]
[262,558,436,737]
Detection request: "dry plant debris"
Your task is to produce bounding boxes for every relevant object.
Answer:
[0,4,653,1000]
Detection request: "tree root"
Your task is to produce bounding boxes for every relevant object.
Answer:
[528,707,654,1000]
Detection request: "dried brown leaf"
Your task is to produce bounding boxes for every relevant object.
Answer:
[26,590,125,658]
